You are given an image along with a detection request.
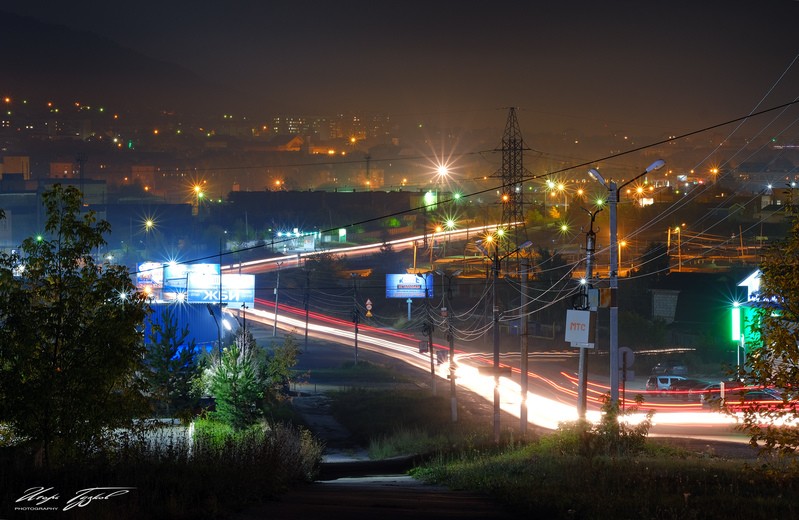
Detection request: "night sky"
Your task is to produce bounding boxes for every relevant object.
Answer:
[2,0,799,136]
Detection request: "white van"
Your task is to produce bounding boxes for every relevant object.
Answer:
[645,375,686,392]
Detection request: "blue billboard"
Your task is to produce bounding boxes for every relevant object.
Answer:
[386,273,434,299]
[162,263,220,300]
[186,273,255,306]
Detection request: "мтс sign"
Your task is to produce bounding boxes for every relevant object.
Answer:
[565,309,594,344]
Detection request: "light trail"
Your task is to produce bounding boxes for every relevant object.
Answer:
[238,301,789,439]
[222,222,519,274]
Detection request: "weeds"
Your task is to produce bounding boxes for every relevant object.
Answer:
[0,419,323,519]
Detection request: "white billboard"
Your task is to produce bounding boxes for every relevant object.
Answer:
[186,273,255,306]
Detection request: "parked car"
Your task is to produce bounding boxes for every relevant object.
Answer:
[651,362,688,376]
[645,375,687,392]
[668,378,710,399]
[724,388,784,412]
[691,380,747,407]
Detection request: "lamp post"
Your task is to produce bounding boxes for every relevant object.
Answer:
[476,236,533,443]
[206,303,221,356]
[588,159,665,405]
[436,268,462,422]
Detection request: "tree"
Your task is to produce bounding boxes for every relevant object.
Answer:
[0,185,149,465]
[206,332,261,430]
[258,334,301,400]
[202,330,301,429]
[142,305,200,419]
[739,216,799,454]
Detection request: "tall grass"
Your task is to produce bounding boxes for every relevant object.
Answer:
[412,424,799,519]
[0,419,323,519]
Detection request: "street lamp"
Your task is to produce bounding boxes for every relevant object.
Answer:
[436,268,462,422]
[476,237,533,443]
[587,159,665,405]
[619,240,627,274]
[206,303,221,356]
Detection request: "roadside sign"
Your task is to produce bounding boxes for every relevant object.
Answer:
[565,309,593,344]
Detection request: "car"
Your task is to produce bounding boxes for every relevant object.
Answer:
[692,380,746,407]
[724,388,785,412]
[651,362,688,376]
[645,375,687,392]
[668,378,710,400]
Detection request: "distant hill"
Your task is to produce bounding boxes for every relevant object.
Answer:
[0,11,237,116]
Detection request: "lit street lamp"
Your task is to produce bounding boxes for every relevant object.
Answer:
[588,159,665,405]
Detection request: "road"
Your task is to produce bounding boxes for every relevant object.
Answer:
[235,299,759,446]
[223,223,504,275]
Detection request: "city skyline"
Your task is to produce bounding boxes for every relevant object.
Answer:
[2,0,799,139]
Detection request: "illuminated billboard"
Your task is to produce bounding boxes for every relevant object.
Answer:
[137,262,164,289]
[186,273,255,306]
[163,263,220,300]
[386,273,434,299]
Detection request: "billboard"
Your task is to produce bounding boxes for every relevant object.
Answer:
[162,263,220,300]
[137,262,164,289]
[386,273,434,299]
[186,273,255,306]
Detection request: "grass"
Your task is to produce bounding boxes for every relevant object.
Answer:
[297,359,414,384]
[323,374,799,519]
[0,419,323,519]
[411,441,799,519]
[327,385,495,458]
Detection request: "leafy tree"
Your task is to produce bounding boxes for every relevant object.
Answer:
[631,242,669,281]
[304,251,349,286]
[0,185,149,465]
[534,247,572,287]
[142,305,200,419]
[258,334,301,399]
[738,216,799,454]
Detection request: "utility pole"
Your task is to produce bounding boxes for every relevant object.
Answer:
[437,269,461,423]
[304,267,311,352]
[351,273,360,365]
[492,247,501,443]
[426,290,436,397]
[273,262,283,337]
[519,258,529,434]
[578,208,602,419]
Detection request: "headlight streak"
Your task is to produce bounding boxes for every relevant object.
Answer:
[243,303,788,435]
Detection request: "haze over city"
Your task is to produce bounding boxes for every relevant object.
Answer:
[3,0,799,137]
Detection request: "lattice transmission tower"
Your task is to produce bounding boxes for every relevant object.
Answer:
[491,107,529,247]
